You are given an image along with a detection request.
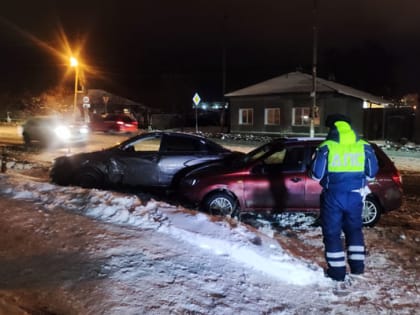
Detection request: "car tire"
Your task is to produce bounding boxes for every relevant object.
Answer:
[202,192,238,217]
[362,196,382,227]
[50,160,72,186]
[75,167,105,189]
[23,133,31,147]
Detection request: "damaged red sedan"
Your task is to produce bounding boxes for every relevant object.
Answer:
[178,138,403,226]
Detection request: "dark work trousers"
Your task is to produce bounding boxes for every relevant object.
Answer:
[320,190,365,281]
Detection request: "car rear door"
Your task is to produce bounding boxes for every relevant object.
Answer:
[157,134,220,187]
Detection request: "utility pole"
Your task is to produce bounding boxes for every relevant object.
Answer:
[310,0,318,137]
[221,14,228,133]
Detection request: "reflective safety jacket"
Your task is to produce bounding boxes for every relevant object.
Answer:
[310,121,379,191]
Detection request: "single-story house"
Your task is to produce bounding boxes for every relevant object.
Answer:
[225,71,395,139]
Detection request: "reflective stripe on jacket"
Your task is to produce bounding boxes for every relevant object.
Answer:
[324,141,365,173]
[310,121,379,191]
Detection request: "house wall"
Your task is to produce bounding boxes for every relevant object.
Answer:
[228,92,365,137]
[229,95,294,135]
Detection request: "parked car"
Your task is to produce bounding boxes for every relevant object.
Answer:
[50,131,245,189]
[21,116,89,147]
[178,137,403,227]
[90,113,138,133]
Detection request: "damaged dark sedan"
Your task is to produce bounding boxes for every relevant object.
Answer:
[50,131,244,190]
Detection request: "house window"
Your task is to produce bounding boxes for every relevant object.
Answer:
[265,108,280,125]
[239,108,253,125]
[292,107,310,126]
[292,107,320,126]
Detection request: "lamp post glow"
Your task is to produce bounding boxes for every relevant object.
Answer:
[70,57,79,119]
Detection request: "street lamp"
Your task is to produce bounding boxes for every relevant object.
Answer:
[70,57,79,120]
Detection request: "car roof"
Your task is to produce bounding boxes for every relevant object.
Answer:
[117,130,227,151]
[118,131,214,145]
[271,137,324,145]
[145,130,209,140]
[104,113,135,117]
[26,115,61,120]
[273,137,383,153]
[24,115,67,123]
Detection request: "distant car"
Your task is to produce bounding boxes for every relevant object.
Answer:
[178,137,403,227]
[90,113,138,133]
[21,116,89,147]
[50,131,245,189]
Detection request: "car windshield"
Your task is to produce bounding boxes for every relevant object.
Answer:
[241,142,281,165]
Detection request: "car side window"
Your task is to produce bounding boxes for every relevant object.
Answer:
[282,147,305,170]
[262,147,305,169]
[130,136,162,152]
[26,120,35,127]
[263,149,286,165]
[121,115,135,123]
[162,136,201,152]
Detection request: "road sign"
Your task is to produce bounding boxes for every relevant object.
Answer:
[83,96,90,104]
[193,93,201,106]
[192,93,201,133]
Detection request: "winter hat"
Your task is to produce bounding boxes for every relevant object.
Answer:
[325,114,351,128]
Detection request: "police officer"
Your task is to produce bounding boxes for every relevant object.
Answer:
[310,114,379,281]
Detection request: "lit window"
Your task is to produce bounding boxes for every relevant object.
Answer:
[292,107,310,126]
[292,107,320,126]
[239,108,253,125]
[265,108,280,125]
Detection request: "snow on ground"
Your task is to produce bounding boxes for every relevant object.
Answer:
[0,140,419,314]
[0,173,327,288]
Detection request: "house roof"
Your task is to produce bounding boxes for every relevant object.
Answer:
[87,89,149,109]
[225,71,392,105]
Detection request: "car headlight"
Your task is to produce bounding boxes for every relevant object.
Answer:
[54,126,71,140]
[78,125,90,134]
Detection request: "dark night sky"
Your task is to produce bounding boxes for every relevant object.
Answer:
[1,0,420,111]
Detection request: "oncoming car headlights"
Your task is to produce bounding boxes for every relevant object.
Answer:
[54,125,71,140]
[79,125,89,134]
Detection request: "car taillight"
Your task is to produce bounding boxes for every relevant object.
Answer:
[116,120,124,125]
[392,170,403,187]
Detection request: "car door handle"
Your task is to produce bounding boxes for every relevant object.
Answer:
[290,177,303,183]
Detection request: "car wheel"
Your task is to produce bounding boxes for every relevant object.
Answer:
[362,196,382,227]
[50,159,72,186]
[23,133,31,147]
[202,192,238,217]
[75,167,105,189]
